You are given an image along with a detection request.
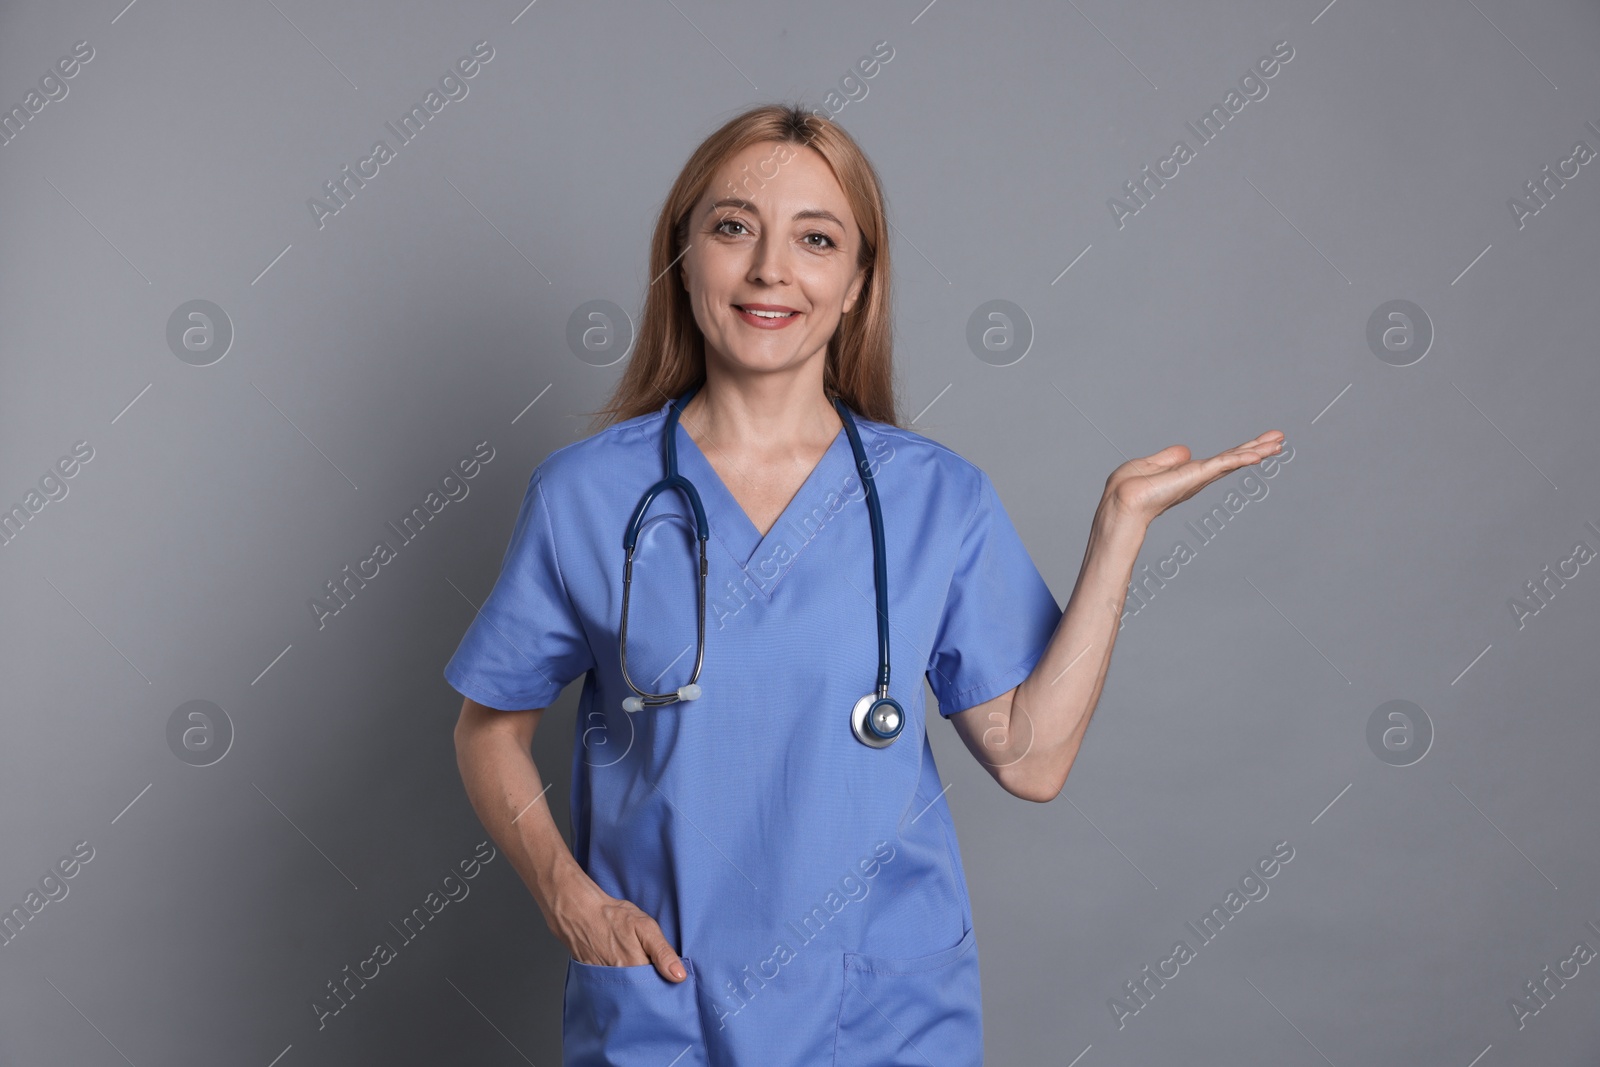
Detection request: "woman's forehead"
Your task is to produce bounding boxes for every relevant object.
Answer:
[704,142,853,220]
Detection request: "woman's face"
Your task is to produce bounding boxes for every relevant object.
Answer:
[680,140,866,380]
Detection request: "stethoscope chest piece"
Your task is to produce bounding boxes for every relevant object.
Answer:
[851,692,905,748]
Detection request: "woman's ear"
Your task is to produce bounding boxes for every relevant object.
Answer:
[842,265,868,314]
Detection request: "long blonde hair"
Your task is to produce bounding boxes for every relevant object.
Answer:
[587,103,901,431]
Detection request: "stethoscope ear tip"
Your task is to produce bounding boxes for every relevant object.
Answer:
[622,686,699,712]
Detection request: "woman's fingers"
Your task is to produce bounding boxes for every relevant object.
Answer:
[1235,430,1285,455]
[640,921,688,982]
[1208,432,1285,469]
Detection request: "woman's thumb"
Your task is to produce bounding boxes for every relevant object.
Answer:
[646,932,687,982]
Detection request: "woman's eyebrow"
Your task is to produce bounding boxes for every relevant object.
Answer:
[708,198,845,229]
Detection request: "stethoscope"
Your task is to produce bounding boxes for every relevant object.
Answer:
[618,381,905,748]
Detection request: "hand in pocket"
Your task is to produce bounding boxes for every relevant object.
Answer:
[548,873,687,981]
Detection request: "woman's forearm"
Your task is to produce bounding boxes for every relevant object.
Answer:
[454,721,590,925]
[1000,492,1148,801]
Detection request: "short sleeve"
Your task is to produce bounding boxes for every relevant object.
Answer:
[926,469,1062,717]
[443,466,595,711]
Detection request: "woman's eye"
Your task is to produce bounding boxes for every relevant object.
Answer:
[804,232,836,249]
[715,219,749,237]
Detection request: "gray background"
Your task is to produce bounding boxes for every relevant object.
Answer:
[2,0,1598,1063]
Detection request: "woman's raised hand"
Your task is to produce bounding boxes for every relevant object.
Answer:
[1103,430,1286,528]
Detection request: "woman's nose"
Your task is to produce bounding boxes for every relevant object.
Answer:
[747,235,791,285]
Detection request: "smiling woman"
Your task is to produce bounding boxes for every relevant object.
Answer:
[446,101,1283,1067]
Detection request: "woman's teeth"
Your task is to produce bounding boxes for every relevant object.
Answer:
[742,308,796,318]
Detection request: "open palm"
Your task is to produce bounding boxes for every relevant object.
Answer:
[1106,430,1286,526]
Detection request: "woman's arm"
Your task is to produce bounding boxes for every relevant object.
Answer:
[948,493,1144,802]
[950,431,1284,803]
[453,696,689,981]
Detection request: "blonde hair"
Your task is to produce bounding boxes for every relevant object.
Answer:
[587,103,900,431]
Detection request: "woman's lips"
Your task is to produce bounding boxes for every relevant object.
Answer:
[733,304,802,329]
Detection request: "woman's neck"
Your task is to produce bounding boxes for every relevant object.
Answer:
[681,370,842,458]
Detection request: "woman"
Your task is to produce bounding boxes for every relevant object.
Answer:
[448,103,1282,1065]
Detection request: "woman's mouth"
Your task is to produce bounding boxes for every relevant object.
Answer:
[733,304,802,329]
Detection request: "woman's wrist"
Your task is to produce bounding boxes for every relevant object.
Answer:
[541,863,608,942]
[529,847,590,910]
[1094,488,1151,549]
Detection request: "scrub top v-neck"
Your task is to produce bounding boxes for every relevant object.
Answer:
[444,392,1063,1066]
[675,420,849,580]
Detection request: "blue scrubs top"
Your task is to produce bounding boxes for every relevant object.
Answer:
[444,391,1062,1066]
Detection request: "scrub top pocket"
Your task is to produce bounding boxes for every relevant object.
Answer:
[833,925,982,1066]
[562,956,710,1067]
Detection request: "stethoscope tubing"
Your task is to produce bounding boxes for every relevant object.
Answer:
[618,381,895,726]
[618,385,711,707]
[832,392,892,700]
